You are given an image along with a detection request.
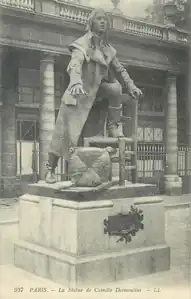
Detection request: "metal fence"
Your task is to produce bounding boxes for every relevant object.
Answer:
[178,145,191,177]
[136,143,191,193]
[137,143,190,177]
[137,143,165,180]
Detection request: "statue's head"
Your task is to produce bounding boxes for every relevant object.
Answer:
[86,8,111,35]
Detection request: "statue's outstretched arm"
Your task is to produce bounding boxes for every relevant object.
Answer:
[111,56,143,99]
[111,56,136,92]
[67,49,85,90]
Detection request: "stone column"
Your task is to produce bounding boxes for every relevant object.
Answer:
[188,59,191,149]
[2,50,19,197]
[185,1,191,193]
[0,47,3,197]
[187,3,191,142]
[164,73,182,195]
[186,3,191,193]
[39,53,55,180]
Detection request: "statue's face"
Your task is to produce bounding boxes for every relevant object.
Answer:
[91,12,108,34]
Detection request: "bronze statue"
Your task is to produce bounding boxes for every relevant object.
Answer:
[45,8,142,184]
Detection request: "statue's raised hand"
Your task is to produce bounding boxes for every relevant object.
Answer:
[69,84,87,96]
[130,87,143,99]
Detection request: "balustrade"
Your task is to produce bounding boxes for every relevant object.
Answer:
[0,0,188,45]
[124,19,163,39]
[0,0,34,10]
[58,1,187,44]
[59,3,91,24]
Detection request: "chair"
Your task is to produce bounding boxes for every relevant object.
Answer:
[83,94,138,185]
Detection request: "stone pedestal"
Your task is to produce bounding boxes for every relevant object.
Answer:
[14,182,170,287]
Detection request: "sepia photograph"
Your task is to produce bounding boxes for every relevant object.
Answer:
[0,0,190,298]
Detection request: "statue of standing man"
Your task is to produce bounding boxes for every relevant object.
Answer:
[45,8,142,184]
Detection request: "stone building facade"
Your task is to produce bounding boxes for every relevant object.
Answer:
[0,0,190,197]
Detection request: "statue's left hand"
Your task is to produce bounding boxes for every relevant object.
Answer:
[130,88,143,99]
[69,83,87,96]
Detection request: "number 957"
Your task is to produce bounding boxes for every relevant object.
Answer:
[14,287,24,292]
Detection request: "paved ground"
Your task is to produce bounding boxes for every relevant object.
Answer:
[0,265,190,299]
[0,194,191,299]
[162,194,191,206]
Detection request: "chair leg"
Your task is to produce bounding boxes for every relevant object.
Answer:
[131,140,138,183]
[118,138,126,186]
[64,160,69,181]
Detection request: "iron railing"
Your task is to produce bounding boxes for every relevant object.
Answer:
[136,143,191,186]
[178,145,191,177]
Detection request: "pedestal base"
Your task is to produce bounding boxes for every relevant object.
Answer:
[164,175,182,196]
[14,183,170,287]
[15,240,169,287]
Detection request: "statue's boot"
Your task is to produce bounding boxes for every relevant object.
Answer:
[107,106,124,138]
[45,153,59,184]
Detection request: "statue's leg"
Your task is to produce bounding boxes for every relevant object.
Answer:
[45,99,68,184]
[45,153,59,184]
[45,89,93,183]
[98,81,124,138]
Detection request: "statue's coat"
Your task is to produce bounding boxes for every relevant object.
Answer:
[49,32,136,159]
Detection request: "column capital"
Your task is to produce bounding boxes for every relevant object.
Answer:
[166,72,177,81]
[40,52,59,63]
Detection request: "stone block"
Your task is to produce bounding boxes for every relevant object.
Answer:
[27,181,159,201]
[135,199,165,246]
[17,194,166,255]
[76,207,111,255]
[14,184,170,287]
[0,220,19,265]
[19,197,41,244]
[14,240,170,287]
[51,205,78,253]
[18,194,114,255]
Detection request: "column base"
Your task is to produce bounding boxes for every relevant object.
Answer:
[164,175,182,196]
